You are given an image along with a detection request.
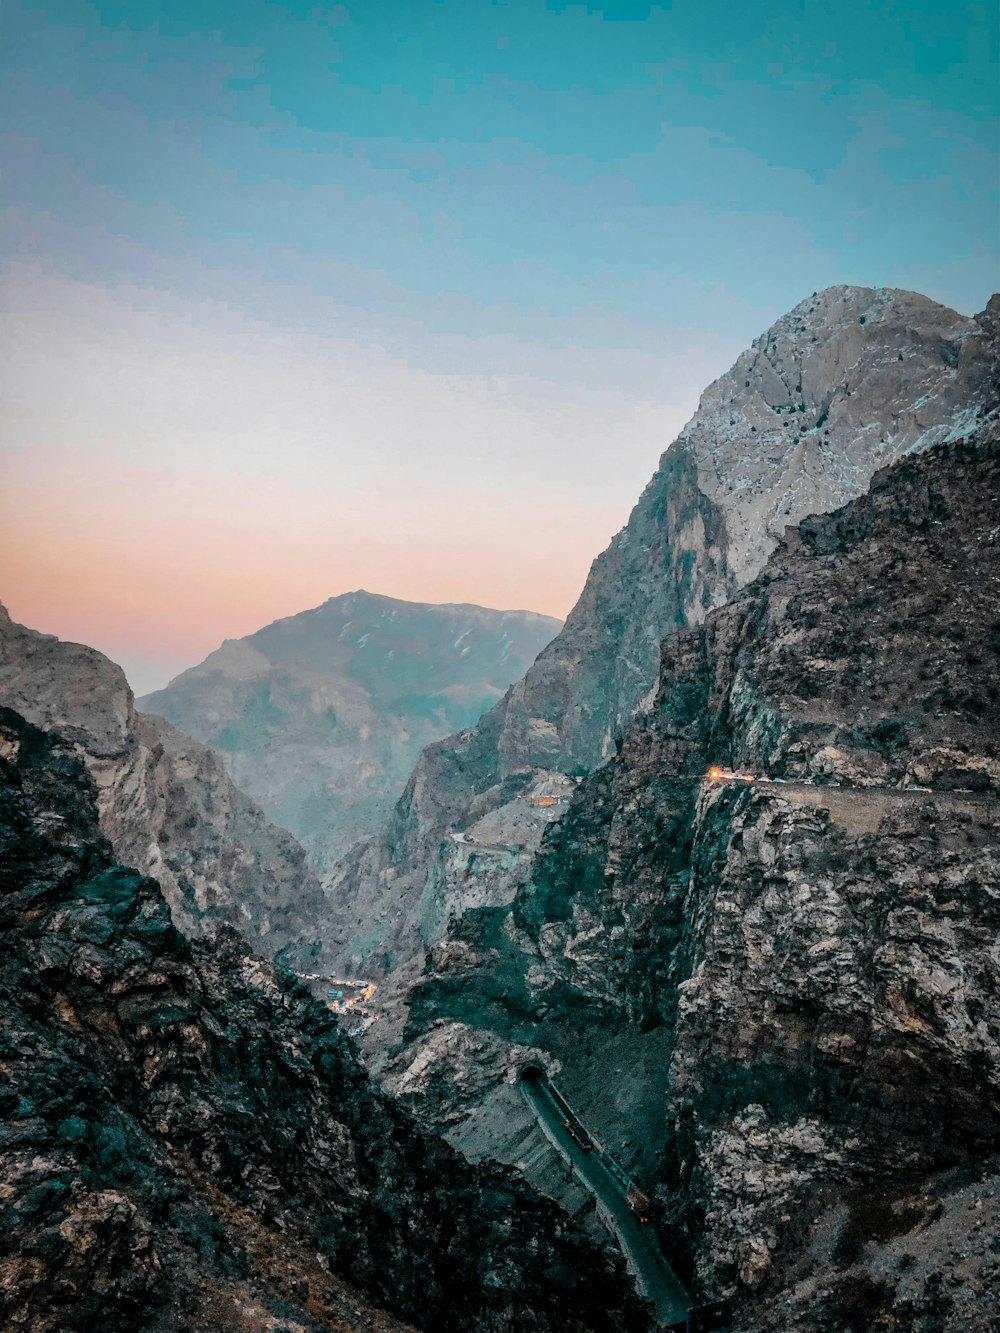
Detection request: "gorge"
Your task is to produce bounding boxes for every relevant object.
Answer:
[2,284,998,1333]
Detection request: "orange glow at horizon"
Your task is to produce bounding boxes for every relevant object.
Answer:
[0,266,702,693]
[2,443,624,690]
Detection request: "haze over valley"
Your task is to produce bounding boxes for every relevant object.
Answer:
[139,591,561,875]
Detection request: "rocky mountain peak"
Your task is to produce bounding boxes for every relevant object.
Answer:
[326,285,998,977]
[682,284,993,589]
[0,609,135,759]
[495,285,997,780]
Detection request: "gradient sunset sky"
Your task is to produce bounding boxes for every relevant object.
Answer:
[2,0,997,693]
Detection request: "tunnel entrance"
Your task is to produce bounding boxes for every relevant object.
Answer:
[519,1064,546,1084]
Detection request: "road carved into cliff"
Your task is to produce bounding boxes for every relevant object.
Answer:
[519,1066,690,1327]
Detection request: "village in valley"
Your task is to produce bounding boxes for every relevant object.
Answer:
[299,973,380,1036]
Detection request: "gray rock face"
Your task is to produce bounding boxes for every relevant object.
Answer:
[0,705,649,1333]
[394,431,1000,1329]
[330,286,1000,975]
[140,591,560,876]
[0,605,330,965]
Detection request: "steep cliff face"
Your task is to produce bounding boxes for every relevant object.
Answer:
[395,432,1000,1329]
[0,607,330,965]
[140,592,560,876]
[329,286,999,974]
[0,704,649,1333]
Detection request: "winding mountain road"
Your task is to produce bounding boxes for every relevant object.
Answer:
[520,1069,690,1327]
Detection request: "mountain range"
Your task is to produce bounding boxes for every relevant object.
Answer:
[390,425,1000,1330]
[140,592,561,876]
[2,282,998,1332]
[328,285,1000,977]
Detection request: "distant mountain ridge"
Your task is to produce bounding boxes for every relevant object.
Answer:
[140,591,561,875]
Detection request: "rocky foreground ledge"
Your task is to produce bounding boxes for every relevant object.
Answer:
[0,705,651,1332]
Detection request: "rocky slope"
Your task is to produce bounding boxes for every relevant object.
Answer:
[393,430,1000,1330]
[0,703,650,1333]
[140,592,560,876]
[0,606,330,966]
[329,286,1000,975]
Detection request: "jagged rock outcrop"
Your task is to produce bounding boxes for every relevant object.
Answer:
[0,704,650,1333]
[395,431,1000,1329]
[0,606,330,965]
[329,286,1000,976]
[140,592,560,877]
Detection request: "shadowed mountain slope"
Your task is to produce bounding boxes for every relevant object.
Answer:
[0,606,330,965]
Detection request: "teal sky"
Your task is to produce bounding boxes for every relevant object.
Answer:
[2,0,998,691]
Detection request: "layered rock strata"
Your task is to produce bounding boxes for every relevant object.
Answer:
[0,704,650,1333]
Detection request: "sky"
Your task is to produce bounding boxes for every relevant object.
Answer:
[2,0,997,694]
